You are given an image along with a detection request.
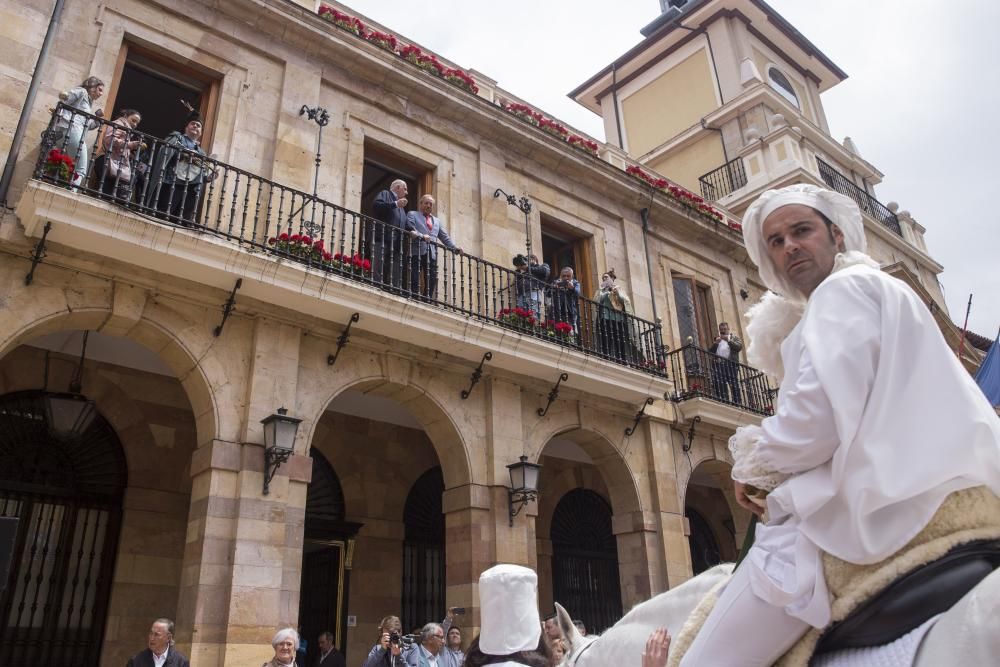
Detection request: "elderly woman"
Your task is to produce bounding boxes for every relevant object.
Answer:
[262,627,299,667]
[592,269,637,363]
[95,108,143,201]
[54,76,105,186]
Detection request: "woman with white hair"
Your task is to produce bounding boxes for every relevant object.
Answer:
[262,627,300,667]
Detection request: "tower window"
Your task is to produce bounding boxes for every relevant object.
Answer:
[767,66,800,109]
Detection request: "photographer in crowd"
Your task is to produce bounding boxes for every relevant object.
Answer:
[361,616,411,667]
[512,253,550,319]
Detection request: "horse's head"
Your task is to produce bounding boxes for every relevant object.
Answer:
[555,602,597,666]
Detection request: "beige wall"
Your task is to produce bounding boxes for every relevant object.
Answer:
[648,134,726,194]
[622,48,718,157]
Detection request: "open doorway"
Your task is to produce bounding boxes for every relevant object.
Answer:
[360,140,433,219]
[541,217,593,299]
[105,43,219,144]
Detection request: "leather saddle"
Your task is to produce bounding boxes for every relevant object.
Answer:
[815,539,1000,654]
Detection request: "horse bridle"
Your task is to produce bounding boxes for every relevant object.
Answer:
[567,636,599,666]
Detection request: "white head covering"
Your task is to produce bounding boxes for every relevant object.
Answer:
[478,564,542,655]
[741,183,866,299]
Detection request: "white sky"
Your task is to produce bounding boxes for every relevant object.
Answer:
[340,0,999,337]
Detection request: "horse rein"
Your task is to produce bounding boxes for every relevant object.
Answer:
[568,636,599,666]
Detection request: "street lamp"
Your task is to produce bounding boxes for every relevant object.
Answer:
[44,330,97,439]
[494,189,533,261]
[506,455,542,526]
[297,104,330,237]
[261,407,302,495]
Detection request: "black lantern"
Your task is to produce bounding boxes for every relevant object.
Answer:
[261,407,302,495]
[44,330,97,439]
[507,455,542,526]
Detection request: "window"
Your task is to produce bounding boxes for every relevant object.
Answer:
[766,66,800,110]
[105,42,220,143]
[672,275,715,348]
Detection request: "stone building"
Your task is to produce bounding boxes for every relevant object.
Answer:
[0,0,957,666]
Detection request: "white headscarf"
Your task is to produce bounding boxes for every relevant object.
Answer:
[478,564,542,655]
[741,183,866,300]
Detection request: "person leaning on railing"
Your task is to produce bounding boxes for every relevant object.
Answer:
[52,76,105,187]
[93,109,145,202]
[147,108,216,225]
[593,269,638,363]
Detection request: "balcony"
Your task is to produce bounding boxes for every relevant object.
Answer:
[665,344,777,419]
[698,157,747,201]
[24,106,666,384]
[816,158,902,236]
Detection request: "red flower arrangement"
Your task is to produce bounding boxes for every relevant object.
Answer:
[537,117,568,139]
[542,320,575,340]
[499,307,537,329]
[44,148,75,181]
[268,232,330,263]
[625,165,727,225]
[502,102,543,127]
[567,134,600,155]
[443,67,479,94]
[501,102,602,156]
[365,29,397,52]
[400,45,445,76]
[318,6,366,36]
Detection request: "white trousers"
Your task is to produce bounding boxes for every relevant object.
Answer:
[679,562,810,667]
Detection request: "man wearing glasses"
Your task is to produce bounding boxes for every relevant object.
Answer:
[404,623,446,667]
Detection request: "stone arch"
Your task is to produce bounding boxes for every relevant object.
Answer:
[684,458,742,571]
[300,373,473,491]
[0,291,227,447]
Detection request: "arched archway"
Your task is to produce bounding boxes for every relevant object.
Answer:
[401,466,445,633]
[0,390,126,667]
[684,459,738,573]
[550,489,622,634]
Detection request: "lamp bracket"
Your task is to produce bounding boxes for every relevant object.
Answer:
[327,312,361,367]
[262,446,293,496]
[25,221,52,286]
[537,372,569,417]
[460,352,493,399]
[508,487,538,526]
[213,278,243,337]
[625,397,656,436]
[682,415,702,452]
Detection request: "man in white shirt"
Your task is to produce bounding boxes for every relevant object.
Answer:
[708,321,743,404]
[126,618,190,667]
[405,623,445,667]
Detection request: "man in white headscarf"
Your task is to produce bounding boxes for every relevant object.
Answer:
[673,184,1000,666]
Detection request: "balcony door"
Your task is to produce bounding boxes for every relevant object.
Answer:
[671,275,714,349]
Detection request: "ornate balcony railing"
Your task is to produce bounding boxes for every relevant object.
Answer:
[698,157,747,201]
[816,158,902,236]
[665,344,776,416]
[32,104,666,375]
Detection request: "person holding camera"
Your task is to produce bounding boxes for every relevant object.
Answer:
[708,321,743,405]
[548,267,580,335]
[361,616,411,667]
[512,254,550,319]
[593,269,637,363]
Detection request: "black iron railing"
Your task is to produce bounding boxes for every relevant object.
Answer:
[665,344,776,416]
[698,157,747,201]
[816,158,902,236]
[33,105,666,375]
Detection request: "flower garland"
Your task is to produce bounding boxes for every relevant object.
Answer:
[267,233,372,275]
[499,307,537,329]
[500,102,599,156]
[43,148,75,181]
[625,165,737,227]
[317,5,479,96]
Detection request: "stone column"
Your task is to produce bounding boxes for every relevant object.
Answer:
[645,419,694,589]
[442,483,495,636]
[612,511,658,608]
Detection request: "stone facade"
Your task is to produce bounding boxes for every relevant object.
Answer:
[0,1,774,666]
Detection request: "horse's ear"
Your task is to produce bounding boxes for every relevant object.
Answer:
[554,602,582,645]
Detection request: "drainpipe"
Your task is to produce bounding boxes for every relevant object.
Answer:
[611,63,625,150]
[0,0,65,207]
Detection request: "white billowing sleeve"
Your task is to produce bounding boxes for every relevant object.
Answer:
[754,348,840,475]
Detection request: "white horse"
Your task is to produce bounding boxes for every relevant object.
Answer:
[557,565,1000,666]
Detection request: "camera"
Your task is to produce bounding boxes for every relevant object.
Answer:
[452,607,466,615]
[512,254,528,267]
[389,631,400,646]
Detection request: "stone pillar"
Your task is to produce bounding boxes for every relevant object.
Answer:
[176,319,311,666]
[645,419,693,589]
[611,511,658,608]
[442,483,495,636]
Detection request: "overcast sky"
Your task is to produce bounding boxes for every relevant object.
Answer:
[342,0,999,337]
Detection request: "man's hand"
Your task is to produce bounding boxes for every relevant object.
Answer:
[714,335,722,342]
[734,480,765,516]
[396,197,407,208]
[641,627,670,667]
[410,230,421,238]
[379,632,391,650]
[94,108,104,118]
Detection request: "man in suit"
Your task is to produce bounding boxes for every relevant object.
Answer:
[708,321,744,404]
[405,194,461,299]
[404,623,446,667]
[313,630,346,667]
[371,179,409,288]
[126,618,190,667]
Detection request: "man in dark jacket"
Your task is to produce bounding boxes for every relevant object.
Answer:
[708,321,744,404]
[126,618,190,667]
[371,179,409,288]
[513,253,550,319]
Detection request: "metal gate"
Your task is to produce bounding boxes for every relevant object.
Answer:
[401,466,445,633]
[551,489,622,634]
[0,391,126,667]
